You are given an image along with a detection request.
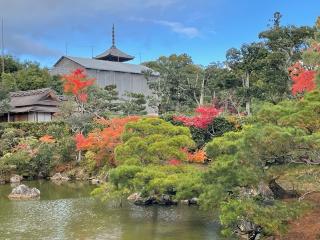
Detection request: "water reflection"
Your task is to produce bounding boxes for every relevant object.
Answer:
[0,181,221,240]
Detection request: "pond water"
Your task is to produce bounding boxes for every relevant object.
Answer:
[0,181,221,240]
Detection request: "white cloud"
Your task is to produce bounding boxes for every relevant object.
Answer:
[5,34,62,57]
[144,0,179,7]
[132,18,200,38]
[153,20,200,38]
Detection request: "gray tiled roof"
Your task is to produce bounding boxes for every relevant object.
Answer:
[9,88,60,113]
[10,88,52,98]
[55,56,159,76]
[10,88,55,107]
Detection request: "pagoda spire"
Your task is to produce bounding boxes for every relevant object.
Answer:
[94,24,134,62]
[112,24,115,47]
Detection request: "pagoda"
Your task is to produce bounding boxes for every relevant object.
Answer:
[94,24,134,62]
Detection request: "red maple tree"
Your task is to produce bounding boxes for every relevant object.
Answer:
[61,68,95,102]
[173,106,220,129]
[75,116,140,166]
[288,62,316,95]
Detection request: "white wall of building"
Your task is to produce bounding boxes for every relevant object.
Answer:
[51,58,158,114]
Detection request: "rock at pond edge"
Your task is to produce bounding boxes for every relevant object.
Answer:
[10,174,23,183]
[8,184,40,200]
[51,173,70,182]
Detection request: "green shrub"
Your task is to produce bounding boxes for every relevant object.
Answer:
[32,143,56,177]
[115,118,195,165]
[81,151,97,174]
[94,164,203,201]
[0,128,25,156]
[219,199,308,237]
[0,151,32,176]
[55,136,76,163]
[0,121,68,138]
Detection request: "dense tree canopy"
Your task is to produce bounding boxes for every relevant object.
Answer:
[0,56,63,94]
[0,84,10,115]
[201,82,320,234]
[120,92,147,116]
[144,13,315,117]
[144,54,207,112]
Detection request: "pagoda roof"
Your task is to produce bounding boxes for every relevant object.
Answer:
[94,24,134,62]
[94,45,134,62]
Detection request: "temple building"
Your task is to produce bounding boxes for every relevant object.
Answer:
[0,88,62,122]
[50,25,158,113]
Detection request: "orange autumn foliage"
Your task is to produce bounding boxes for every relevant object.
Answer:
[61,68,95,102]
[187,149,206,163]
[39,135,55,143]
[180,148,206,163]
[75,116,140,166]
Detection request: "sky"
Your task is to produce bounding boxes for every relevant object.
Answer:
[0,0,319,68]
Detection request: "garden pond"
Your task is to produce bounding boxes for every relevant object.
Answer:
[0,180,221,240]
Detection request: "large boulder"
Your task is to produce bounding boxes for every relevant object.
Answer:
[51,173,70,182]
[127,192,156,206]
[157,194,178,205]
[91,178,101,185]
[236,220,262,240]
[268,179,300,199]
[257,182,274,200]
[180,200,189,205]
[8,184,40,200]
[127,193,178,206]
[189,197,199,205]
[239,182,274,200]
[135,196,156,206]
[10,174,23,183]
[180,197,199,205]
[127,192,141,202]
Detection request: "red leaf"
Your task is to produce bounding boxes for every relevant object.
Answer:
[288,62,316,95]
[173,106,220,129]
[61,68,95,102]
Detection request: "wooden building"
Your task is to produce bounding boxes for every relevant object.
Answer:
[50,25,159,114]
[1,88,61,122]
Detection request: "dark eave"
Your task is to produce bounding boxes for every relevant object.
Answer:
[94,46,134,62]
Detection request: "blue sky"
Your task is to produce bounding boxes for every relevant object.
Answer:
[0,0,319,67]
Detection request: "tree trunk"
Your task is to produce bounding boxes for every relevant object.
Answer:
[245,101,251,116]
[199,76,205,106]
[245,72,251,115]
[76,150,82,163]
[76,129,83,163]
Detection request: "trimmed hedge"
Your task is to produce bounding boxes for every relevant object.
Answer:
[0,121,69,138]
